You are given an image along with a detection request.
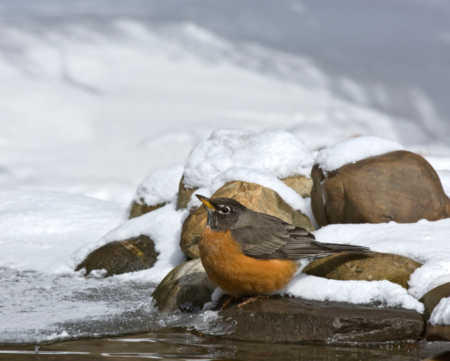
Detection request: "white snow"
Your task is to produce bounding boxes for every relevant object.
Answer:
[430,297,450,326]
[183,129,314,189]
[133,164,184,207]
[286,275,423,313]
[315,136,404,175]
[0,190,126,273]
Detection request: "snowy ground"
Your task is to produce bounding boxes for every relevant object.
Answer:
[1,0,450,344]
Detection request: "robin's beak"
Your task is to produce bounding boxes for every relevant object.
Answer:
[196,194,216,212]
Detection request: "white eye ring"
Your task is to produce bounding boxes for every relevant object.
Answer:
[219,206,231,214]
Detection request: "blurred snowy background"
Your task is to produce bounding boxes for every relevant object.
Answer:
[1,0,450,205]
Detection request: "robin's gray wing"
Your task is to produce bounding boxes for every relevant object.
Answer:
[230,212,369,260]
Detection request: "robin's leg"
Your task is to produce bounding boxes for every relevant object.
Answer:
[222,295,234,309]
[236,295,269,308]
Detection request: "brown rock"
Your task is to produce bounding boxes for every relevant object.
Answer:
[426,325,450,342]
[180,181,315,259]
[129,200,164,219]
[75,235,158,277]
[281,174,313,198]
[303,252,422,289]
[311,150,450,228]
[177,176,197,209]
[151,259,216,313]
[420,283,450,322]
[216,296,424,343]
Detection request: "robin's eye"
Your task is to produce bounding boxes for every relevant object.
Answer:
[220,206,231,214]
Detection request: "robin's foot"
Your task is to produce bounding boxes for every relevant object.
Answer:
[236,295,269,308]
[222,295,234,309]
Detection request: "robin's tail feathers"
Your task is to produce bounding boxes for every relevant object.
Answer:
[315,241,371,257]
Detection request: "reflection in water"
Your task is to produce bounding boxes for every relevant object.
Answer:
[0,329,449,361]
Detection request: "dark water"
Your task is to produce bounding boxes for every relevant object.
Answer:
[1,329,449,361]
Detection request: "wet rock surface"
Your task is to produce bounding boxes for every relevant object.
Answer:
[75,235,158,277]
[217,296,425,343]
[129,200,164,219]
[303,252,422,289]
[311,150,450,227]
[151,259,216,313]
[180,180,314,259]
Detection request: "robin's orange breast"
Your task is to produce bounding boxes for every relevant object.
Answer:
[198,226,298,298]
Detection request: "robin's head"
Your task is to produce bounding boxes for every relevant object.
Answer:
[196,194,247,231]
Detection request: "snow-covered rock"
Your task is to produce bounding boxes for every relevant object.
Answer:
[183,129,314,189]
[315,136,403,176]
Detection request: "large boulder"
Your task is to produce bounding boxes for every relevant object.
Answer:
[216,296,424,343]
[151,259,216,313]
[420,283,450,341]
[303,252,422,289]
[180,181,315,259]
[75,235,158,277]
[311,150,450,228]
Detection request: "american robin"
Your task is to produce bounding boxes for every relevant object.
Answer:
[196,194,370,308]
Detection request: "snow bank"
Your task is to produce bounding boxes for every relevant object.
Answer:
[306,219,450,302]
[76,201,187,284]
[133,164,184,206]
[315,136,404,175]
[286,274,423,313]
[0,190,126,274]
[430,297,450,326]
[183,129,314,189]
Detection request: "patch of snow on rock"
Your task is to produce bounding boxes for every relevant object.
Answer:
[286,274,423,313]
[430,297,450,326]
[133,164,184,206]
[183,129,314,189]
[315,136,404,175]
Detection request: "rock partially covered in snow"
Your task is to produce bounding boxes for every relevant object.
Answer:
[420,283,450,341]
[182,129,314,189]
[129,165,184,218]
[75,202,187,284]
[177,130,315,208]
[311,150,450,228]
[181,181,314,259]
[303,252,421,289]
[315,136,404,176]
[75,235,158,277]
